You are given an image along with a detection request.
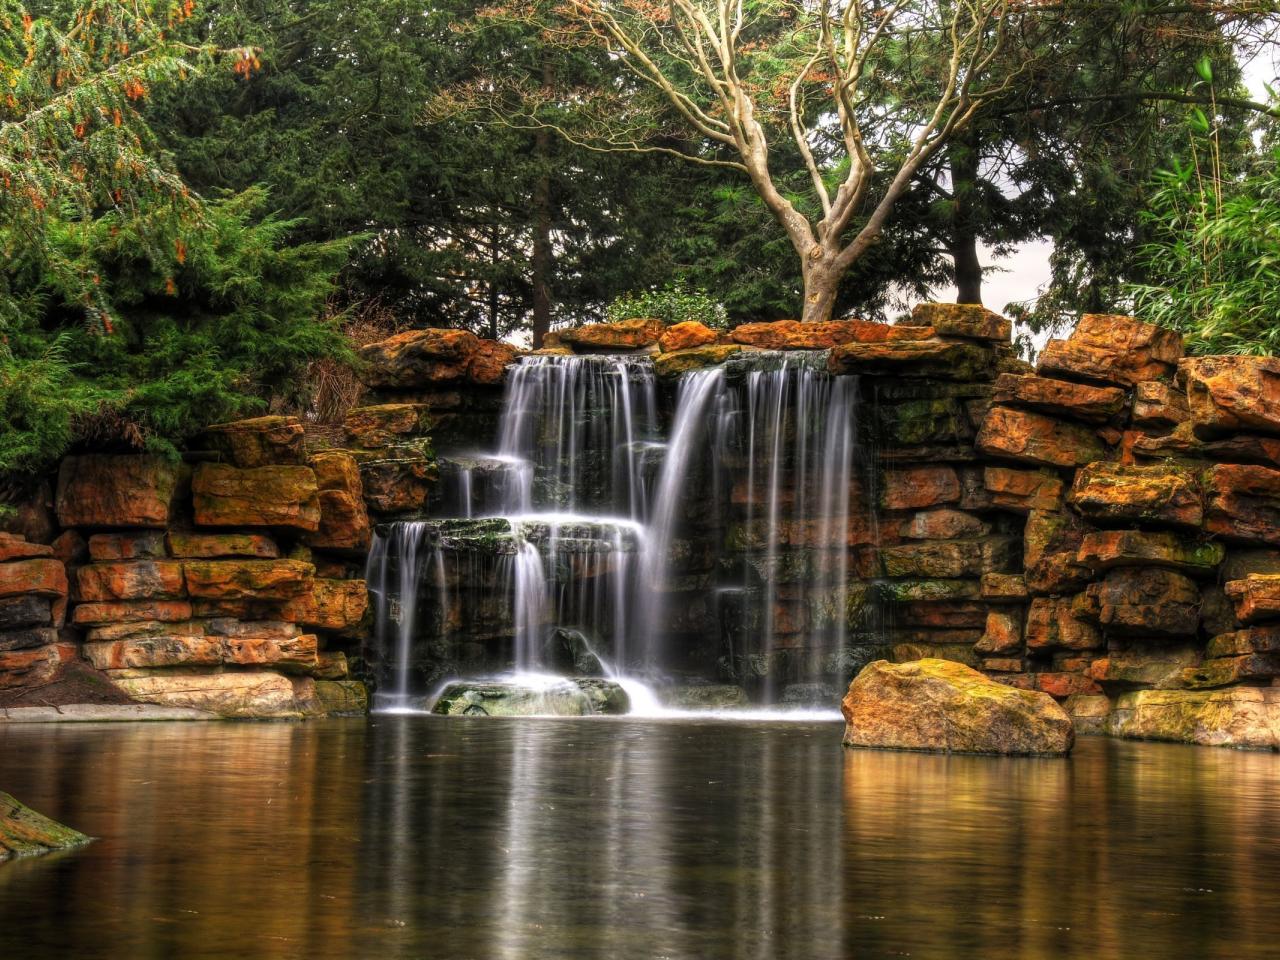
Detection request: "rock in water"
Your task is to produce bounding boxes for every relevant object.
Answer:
[431,678,630,717]
[0,792,90,862]
[841,658,1074,756]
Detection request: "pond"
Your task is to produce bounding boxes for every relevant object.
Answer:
[2,717,1279,959]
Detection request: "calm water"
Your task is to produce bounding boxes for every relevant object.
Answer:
[2,717,1280,959]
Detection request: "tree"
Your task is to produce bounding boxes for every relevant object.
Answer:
[459,0,1027,322]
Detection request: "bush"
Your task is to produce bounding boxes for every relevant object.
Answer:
[605,283,728,329]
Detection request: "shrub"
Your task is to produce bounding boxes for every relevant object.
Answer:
[605,283,729,329]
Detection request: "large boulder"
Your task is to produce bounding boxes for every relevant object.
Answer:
[1108,687,1280,749]
[431,677,631,716]
[976,406,1108,468]
[910,303,1010,341]
[827,339,994,380]
[359,328,479,388]
[1205,464,1280,545]
[1068,462,1203,529]
[55,455,181,529]
[1037,314,1182,387]
[841,658,1074,755]
[191,463,321,533]
[659,321,718,352]
[991,373,1126,423]
[200,415,305,467]
[1182,355,1280,438]
[306,451,371,552]
[560,318,664,351]
[0,793,90,862]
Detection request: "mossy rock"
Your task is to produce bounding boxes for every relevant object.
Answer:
[1,793,91,862]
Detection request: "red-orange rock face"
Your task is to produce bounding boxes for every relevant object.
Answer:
[1076,530,1224,575]
[87,532,166,562]
[1081,568,1201,637]
[1224,575,1280,624]
[359,456,435,516]
[1037,314,1182,387]
[982,466,1064,513]
[307,451,371,552]
[55,455,181,529]
[991,373,1126,423]
[731,318,934,349]
[201,415,306,467]
[827,339,994,380]
[1205,463,1280,545]
[975,609,1022,654]
[1025,596,1102,651]
[77,561,186,602]
[560,319,665,351]
[1068,462,1203,528]
[165,532,279,559]
[360,328,481,388]
[183,559,315,601]
[191,463,321,533]
[1132,380,1189,428]
[343,403,433,449]
[467,339,518,385]
[0,558,68,602]
[71,600,194,626]
[881,465,961,510]
[976,406,1109,468]
[0,643,76,690]
[659,321,718,353]
[0,534,53,563]
[910,303,1011,341]
[1034,672,1102,699]
[1182,355,1280,438]
[279,578,370,635]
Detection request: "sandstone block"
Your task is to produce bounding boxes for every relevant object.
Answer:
[991,373,1125,423]
[1205,464,1280,544]
[359,328,480,388]
[900,509,989,540]
[1081,568,1200,637]
[344,403,432,449]
[1069,462,1203,528]
[1182,355,1280,437]
[359,456,436,516]
[307,451,371,552]
[1076,530,1223,575]
[732,318,933,349]
[1207,625,1280,658]
[1063,693,1112,735]
[653,344,744,378]
[467,339,517,384]
[910,303,1011,341]
[1109,687,1280,748]
[105,668,308,719]
[1037,314,1182,387]
[980,573,1028,602]
[0,595,51,631]
[1035,672,1102,699]
[71,600,193,626]
[201,415,305,467]
[166,532,279,559]
[183,559,314,601]
[841,658,1073,755]
[76,561,185,602]
[1025,597,1102,651]
[0,628,59,653]
[192,463,320,532]
[975,609,1022,654]
[1087,644,1200,690]
[1182,654,1280,689]
[315,679,368,715]
[0,534,53,563]
[0,643,76,690]
[881,465,960,510]
[828,339,995,380]
[55,455,180,528]
[976,406,1108,468]
[560,318,664,351]
[983,466,1064,513]
[1132,380,1189,428]
[659,321,718,352]
[0,559,66,601]
[1023,510,1091,595]
[87,532,166,562]
[278,579,369,635]
[1129,421,1280,469]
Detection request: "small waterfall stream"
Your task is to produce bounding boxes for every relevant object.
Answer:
[366,349,874,712]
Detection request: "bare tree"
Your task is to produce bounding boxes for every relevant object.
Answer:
[442,0,1024,322]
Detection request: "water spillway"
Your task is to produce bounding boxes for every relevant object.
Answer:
[365,351,881,711]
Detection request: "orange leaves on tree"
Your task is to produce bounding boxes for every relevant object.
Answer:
[174,238,187,264]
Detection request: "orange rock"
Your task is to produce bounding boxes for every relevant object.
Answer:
[1182,355,1280,438]
[87,532,166,562]
[83,635,223,670]
[1076,530,1223,575]
[359,455,435,516]
[307,451,371,552]
[899,509,989,540]
[344,403,432,449]
[278,578,369,635]
[77,561,186,602]
[467,339,518,384]
[0,533,53,563]
[359,328,480,388]
[1038,314,1182,387]
[659,321,718,353]
[223,633,318,668]
[71,600,194,626]
[981,657,1025,673]
[55,455,181,529]
[731,318,934,349]
[1224,575,1280,624]
[982,466,1063,513]
[104,668,310,719]
[1023,510,1092,595]
[1081,568,1200,637]
[201,415,305,467]
[1132,380,1189,428]
[1205,463,1280,544]
[560,318,665,351]
[1034,672,1102,699]
[896,601,988,628]
[0,558,67,601]
[975,609,1022,654]
[0,643,76,690]
[991,373,1125,423]
[1025,596,1102,651]
[980,573,1028,601]
[50,530,87,567]
[166,532,279,559]
[881,465,960,510]
[976,406,1108,468]
[1207,625,1280,657]
[191,463,321,533]
[911,303,1011,341]
[183,559,315,601]
[1069,462,1203,528]
[1130,422,1280,468]
[827,339,994,380]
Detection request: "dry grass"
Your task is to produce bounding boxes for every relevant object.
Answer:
[304,299,401,425]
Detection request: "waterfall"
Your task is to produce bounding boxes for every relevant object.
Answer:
[366,348,870,708]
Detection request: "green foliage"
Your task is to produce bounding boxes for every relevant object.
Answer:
[1131,147,1280,355]
[606,282,728,330]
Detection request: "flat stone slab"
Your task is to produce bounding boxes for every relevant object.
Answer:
[0,703,220,723]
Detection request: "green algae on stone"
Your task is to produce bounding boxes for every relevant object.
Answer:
[0,793,91,862]
[653,344,744,378]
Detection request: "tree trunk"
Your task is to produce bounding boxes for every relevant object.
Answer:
[800,253,841,323]
[949,135,984,305]
[530,62,555,349]
[488,225,500,341]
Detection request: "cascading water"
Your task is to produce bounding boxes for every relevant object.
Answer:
[365,347,876,712]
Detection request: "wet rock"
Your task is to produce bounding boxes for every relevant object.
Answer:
[105,668,311,719]
[976,406,1108,468]
[1205,464,1280,544]
[732,318,933,349]
[1025,596,1102,651]
[982,466,1064,513]
[975,609,1022,654]
[359,328,480,388]
[166,532,279,559]
[900,509,989,540]
[911,303,1011,341]
[431,677,631,716]
[541,627,606,677]
[827,339,995,380]
[314,679,369,715]
[0,643,76,689]
[0,533,53,563]
[344,403,433,449]
[1038,314,1182,387]
[55,455,181,529]
[1063,694,1112,735]
[77,561,186,602]
[1068,462,1203,528]
[659,684,751,710]
[0,792,90,862]
[980,573,1028,602]
[358,454,436,516]
[991,374,1126,423]
[780,683,838,707]
[200,415,305,467]
[1182,654,1280,689]
[659,320,718,352]
[87,532,166,562]
[183,559,314,601]
[467,339,517,384]
[878,396,975,447]
[1132,380,1189,429]
[1108,687,1280,749]
[881,465,960,510]
[1182,355,1280,438]
[841,658,1073,755]
[1081,568,1200,637]
[307,451,371,552]
[192,463,321,533]
[1076,530,1224,575]
[278,578,369,636]
[653,343,745,378]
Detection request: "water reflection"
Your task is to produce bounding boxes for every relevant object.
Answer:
[1,719,1279,959]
